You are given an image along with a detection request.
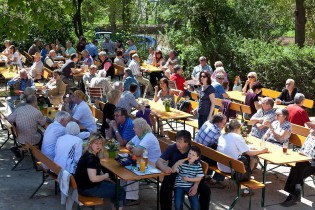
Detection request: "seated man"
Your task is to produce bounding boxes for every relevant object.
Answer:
[61,53,82,89]
[83,65,98,88]
[101,36,116,54]
[249,97,276,139]
[44,50,59,70]
[123,68,140,99]
[85,40,99,59]
[7,95,46,146]
[54,122,83,174]
[191,56,213,80]
[195,113,227,185]
[156,130,211,210]
[211,73,229,99]
[30,52,44,80]
[64,41,76,57]
[42,70,67,106]
[108,107,135,146]
[128,54,152,94]
[276,79,299,105]
[287,93,310,127]
[41,111,71,160]
[28,38,41,56]
[7,69,35,112]
[117,83,141,114]
[98,51,115,78]
[162,50,181,70]
[281,127,315,207]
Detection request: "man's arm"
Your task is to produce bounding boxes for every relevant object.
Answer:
[156,157,173,173]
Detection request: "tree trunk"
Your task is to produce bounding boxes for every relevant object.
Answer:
[73,0,84,38]
[122,0,131,37]
[295,0,306,47]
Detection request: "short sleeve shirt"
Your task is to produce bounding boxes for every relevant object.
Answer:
[251,108,276,139]
[117,118,135,143]
[268,120,292,143]
[195,121,221,149]
[198,85,215,116]
[170,73,185,91]
[245,92,259,114]
[72,101,97,132]
[175,161,204,187]
[74,151,101,190]
[217,133,249,173]
[287,104,310,126]
[129,132,161,163]
[160,144,190,167]
[211,81,226,99]
[116,91,139,114]
[300,134,315,159]
[61,60,75,78]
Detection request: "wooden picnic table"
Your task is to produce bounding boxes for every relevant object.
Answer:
[101,150,167,210]
[246,134,311,206]
[227,91,287,109]
[140,64,164,73]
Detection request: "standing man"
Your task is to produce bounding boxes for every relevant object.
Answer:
[192,56,213,80]
[156,130,211,210]
[124,39,137,61]
[108,107,135,146]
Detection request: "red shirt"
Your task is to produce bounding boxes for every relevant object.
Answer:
[287,104,310,126]
[170,73,185,91]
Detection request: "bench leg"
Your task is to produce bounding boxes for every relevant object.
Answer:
[229,183,241,210]
[157,176,160,210]
[11,152,25,171]
[261,160,267,207]
[30,171,45,198]
[115,178,120,210]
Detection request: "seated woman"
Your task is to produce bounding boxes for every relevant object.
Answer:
[114,50,126,67]
[217,119,268,174]
[242,72,258,94]
[42,70,67,106]
[8,45,23,68]
[124,118,162,205]
[74,133,125,210]
[153,78,182,135]
[263,108,292,146]
[101,89,122,138]
[275,79,299,105]
[147,47,154,65]
[244,82,263,120]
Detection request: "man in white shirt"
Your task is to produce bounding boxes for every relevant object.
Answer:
[41,111,71,160]
[44,50,59,70]
[128,54,151,94]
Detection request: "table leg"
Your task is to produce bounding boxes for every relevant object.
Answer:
[261,160,267,207]
[157,117,160,135]
[183,119,186,130]
[115,178,120,210]
[157,176,160,210]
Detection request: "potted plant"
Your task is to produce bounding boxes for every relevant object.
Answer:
[107,139,119,158]
[163,98,172,112]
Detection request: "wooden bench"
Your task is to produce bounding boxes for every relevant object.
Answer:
[166,131,264,209]
[262,88,314,109]
[26,143,104,209]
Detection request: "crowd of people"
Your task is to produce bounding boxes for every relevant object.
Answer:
[1,36,315,209]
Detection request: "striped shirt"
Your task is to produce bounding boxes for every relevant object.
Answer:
[175,161,204,188]
[7,104,46,145]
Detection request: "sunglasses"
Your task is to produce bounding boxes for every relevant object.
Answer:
[248,76,255,79]
[200,59,206,61]
[285,83,291,86]
[217,78,224,80]
[201,75,207,78]
[276,114,283,116]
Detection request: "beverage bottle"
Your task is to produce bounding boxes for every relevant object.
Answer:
[143,149,148,167]
[132,155,137,168]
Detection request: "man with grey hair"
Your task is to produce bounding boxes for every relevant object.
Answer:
[192,56,213,80]
[7,95,46,146]
[41,111,71,160]
[112,81,124,92]
[276,79,299,105]
[287,93,310,126]
[54,121,83,174]
[250,97,276,138]
[44,50,59,70]
[28,38,41,56]
[123,68,140,98]
[98,51,115,78]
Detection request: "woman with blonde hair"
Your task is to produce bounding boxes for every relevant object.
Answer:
[74,133,125,210]
[71,90,97,132]
[242,72,258,93]
[101,89,122,138]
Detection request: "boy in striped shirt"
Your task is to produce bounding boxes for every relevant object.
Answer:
[172,146,204,210]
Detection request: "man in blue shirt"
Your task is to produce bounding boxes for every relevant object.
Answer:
[123,68,140,98]
[108,107,135,146]
[85,40,99,59]
[7,69,35,112]
[211,73,229,99]
[124,39,137,61]
[191,56,213,80]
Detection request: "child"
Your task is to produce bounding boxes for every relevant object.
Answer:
[172,146,204,210]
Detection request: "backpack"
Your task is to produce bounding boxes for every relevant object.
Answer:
[233,155,251,182]
[177,100,192,113]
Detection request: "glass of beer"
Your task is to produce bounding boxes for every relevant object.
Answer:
[140,159,146,173]
[283,142,289,154]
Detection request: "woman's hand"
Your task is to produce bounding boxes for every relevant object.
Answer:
[154,85,159,93]
[193,109,197,115]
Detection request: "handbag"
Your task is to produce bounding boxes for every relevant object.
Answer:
[233,155,251,182]
[115,154,132,166]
